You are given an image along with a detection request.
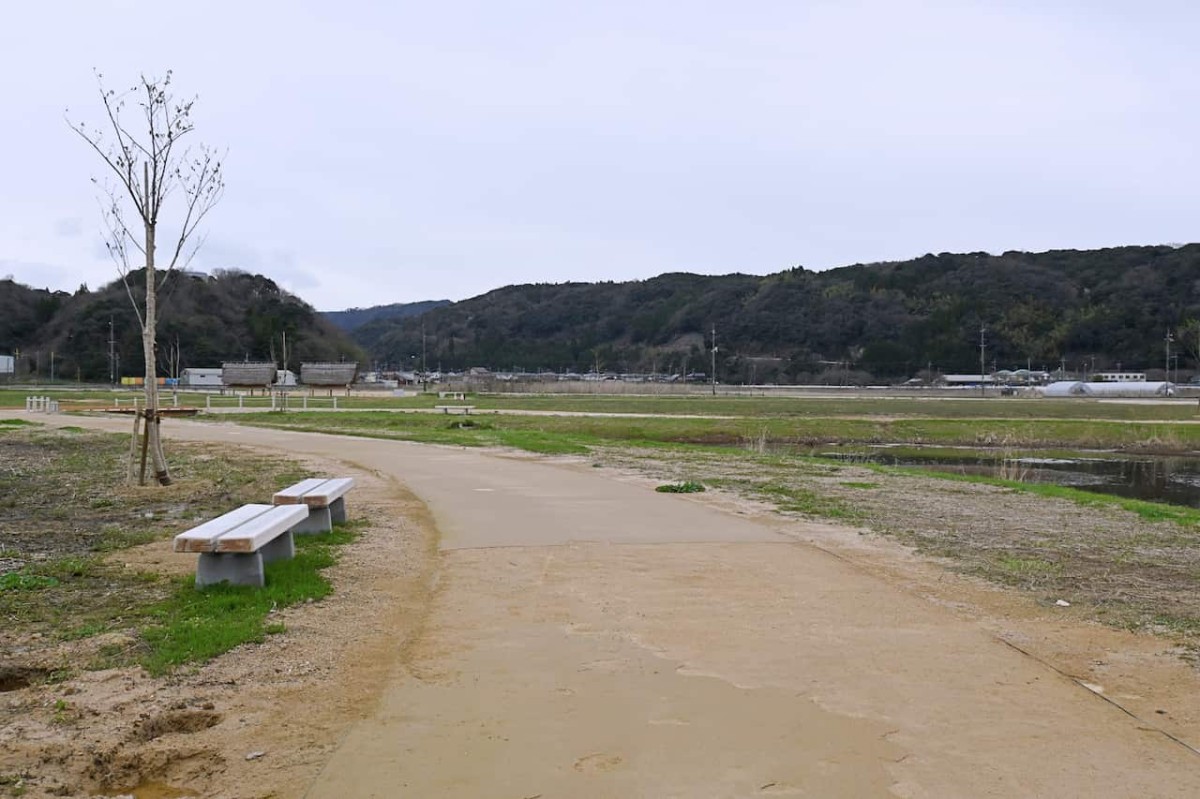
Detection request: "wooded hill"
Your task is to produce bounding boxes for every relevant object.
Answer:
[354,244,1200,384]
[1,270,363,382]
[322,300,451,332]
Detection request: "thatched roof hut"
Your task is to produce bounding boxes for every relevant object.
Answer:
[301,362,358,387]
[221,362,277,387]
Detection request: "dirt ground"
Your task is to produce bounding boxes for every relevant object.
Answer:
[0,448,437,799]
[3,412,1200,796]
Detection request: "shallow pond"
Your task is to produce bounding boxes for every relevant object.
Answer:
[817,448,1200,507]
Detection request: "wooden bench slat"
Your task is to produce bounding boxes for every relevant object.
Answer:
[174,504,274,552]
[213,505,310,553]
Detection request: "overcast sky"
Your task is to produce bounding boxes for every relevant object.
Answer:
[3,1,1197,310]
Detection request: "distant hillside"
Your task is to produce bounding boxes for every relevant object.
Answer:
[354,245,1200,383]
[2,269,364,381]
[323,300,450,332]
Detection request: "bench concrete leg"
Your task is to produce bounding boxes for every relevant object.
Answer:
[292,506,332,534]
[260,530,295,564]
[329,497,347,524]
[196,552,265,588]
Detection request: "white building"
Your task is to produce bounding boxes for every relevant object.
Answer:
[940,374,996,386]
[1093,372,1146,382]
[182,367,222,387]
[0,355,13,375]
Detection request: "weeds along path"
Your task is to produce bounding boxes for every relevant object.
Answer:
[10,411,1200,797]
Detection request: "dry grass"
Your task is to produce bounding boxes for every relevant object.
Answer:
[594,443,1200,648]
[0,425,308,644]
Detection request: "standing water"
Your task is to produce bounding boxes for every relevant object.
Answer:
[818,449,1200,508]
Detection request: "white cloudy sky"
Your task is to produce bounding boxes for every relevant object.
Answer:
[2,1,1197,310]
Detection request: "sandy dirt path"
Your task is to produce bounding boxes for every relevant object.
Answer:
[13,412,1200,797]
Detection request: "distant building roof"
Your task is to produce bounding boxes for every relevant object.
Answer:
[222,362,277,386]
[300,362,358,386]
[941,374,996,384]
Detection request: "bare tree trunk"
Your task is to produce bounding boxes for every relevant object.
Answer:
[142,164,171,485]
[74,72,222,488]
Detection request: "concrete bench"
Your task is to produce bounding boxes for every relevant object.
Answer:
[438,391,466,400]
[433,405,475,415]
[174,503,310,587]
[272,477,354,533]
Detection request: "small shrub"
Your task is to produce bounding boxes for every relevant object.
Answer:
[0,573,59,592]
[656,481,706,494]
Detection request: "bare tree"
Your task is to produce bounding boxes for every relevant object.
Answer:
[70,71,224,485]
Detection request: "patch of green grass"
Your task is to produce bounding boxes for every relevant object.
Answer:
[0,572,59,592]
[496,429,589,454]
[755,482,861,520]
[138,526,356,675]
[30,557,97,581]
[655,481,706,494]
[995,555,1062,577]
[92,527,163,552]
[232,402,1200,460]
[87,640,136,671]
[59,621,108,641]
[45,668,70,684]
[1150,614,1200,635]
[888,465,1200,529]
[50,698,73,725]
[0,772,28,797]
[0,418,36,427]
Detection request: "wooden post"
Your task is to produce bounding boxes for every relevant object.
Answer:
[153,413,168,485]
[138,410,151,486]
[128,411,140,484]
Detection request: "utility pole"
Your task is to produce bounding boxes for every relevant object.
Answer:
[421,321,427,390]
[978,325,987,398]
[1166,330,1173,384]
[109,316,116,387]
[49,351,55,383]
[710,325,718,396]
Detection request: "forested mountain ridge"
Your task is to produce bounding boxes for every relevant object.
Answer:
[8,245,1200,385]
[355,245,1200,383]
[322,300,450,332]
[1,270,364,382]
